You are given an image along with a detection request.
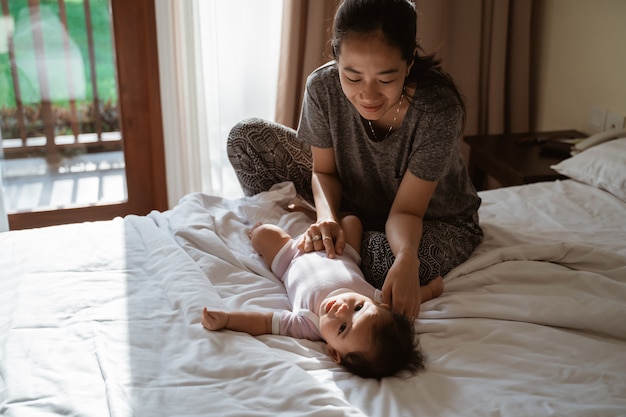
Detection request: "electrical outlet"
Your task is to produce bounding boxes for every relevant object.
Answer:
[605,111,625,130]
[588,105,607,132]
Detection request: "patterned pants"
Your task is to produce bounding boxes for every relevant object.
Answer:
[227,118,483,287]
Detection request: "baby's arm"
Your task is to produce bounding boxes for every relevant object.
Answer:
[202,307,273,336]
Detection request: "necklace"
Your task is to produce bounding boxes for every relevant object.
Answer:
[367,92,404,142]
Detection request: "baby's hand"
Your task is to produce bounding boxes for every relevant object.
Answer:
[247,222,263,239]
[202,307,229,331]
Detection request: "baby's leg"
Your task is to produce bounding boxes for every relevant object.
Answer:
[249,224,292,267]
[339,214,363,254]
[286,200,316,220]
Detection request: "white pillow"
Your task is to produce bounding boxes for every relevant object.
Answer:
[551,137,626,202]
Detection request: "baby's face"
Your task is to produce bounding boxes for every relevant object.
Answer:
[319,291,388,361]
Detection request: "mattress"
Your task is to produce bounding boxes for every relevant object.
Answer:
[1,178,625,416]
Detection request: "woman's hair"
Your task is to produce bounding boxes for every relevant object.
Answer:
[331,0,465,118]
[340,308,425,379]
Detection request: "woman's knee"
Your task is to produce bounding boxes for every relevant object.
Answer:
[229,118,295,140]
[228,118,266,145]
[227,118,297,155]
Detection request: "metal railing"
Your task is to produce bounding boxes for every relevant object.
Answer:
[0,0,121,163]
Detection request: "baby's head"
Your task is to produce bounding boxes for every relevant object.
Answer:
[319,291,424,379]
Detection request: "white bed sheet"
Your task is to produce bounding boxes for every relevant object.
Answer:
[1,179,625,416]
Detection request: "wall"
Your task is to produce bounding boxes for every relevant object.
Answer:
[534,0,626,134]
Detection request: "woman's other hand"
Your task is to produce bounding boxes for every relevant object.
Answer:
[381,252,422,318]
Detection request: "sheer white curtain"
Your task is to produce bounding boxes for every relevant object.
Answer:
[0,20,8,230]
[0,130,8,232]
[155,0,283,207]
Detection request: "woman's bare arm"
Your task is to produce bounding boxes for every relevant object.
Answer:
[384,171,438,318]
[299,146,346,257]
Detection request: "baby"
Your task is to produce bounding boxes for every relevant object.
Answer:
[202,215,442,378]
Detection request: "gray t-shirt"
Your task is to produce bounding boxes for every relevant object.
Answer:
[297,62,480,231]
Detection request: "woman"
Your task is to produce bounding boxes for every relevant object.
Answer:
[227,0,482,319]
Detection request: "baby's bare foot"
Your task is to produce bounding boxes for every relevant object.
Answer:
[428,276,444,299]
[287,203,317,220]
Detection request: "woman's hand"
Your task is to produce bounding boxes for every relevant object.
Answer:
[381,252,422,318]
[298,220,345,259]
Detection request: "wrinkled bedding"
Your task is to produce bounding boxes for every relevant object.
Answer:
[1,179,625,416]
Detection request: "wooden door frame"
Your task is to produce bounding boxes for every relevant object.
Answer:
[8,0,167,230]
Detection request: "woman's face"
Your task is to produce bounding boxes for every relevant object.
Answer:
[336,31,411,122]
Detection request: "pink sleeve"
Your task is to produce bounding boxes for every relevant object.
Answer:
[272,311,322,341]
[270,238,300,279]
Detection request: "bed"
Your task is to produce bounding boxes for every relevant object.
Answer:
[2,138,626,416]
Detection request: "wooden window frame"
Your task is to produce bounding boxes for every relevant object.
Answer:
[8,0,167,230]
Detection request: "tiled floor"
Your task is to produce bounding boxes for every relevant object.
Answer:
[1,151,127,213]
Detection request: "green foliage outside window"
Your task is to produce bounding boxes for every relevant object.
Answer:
[0,0,118,139]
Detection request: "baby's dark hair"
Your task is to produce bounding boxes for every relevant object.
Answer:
[340,308,425,379]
